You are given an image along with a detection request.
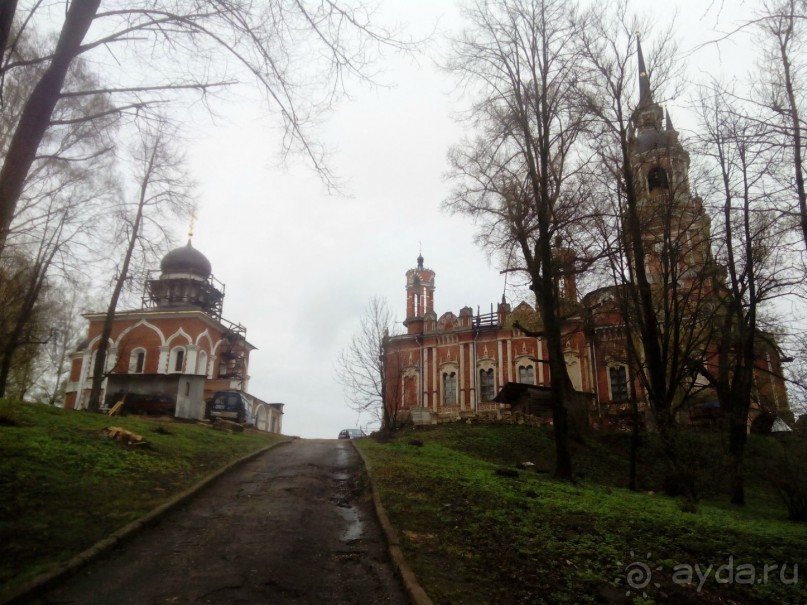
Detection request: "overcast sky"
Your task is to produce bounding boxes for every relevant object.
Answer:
[178,0,758,438]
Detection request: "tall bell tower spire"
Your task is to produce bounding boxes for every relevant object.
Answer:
[404,252,436,335]
[636,34,652,108]
[630,35,712,285]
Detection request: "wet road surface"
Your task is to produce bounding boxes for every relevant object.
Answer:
[36,439,409,604]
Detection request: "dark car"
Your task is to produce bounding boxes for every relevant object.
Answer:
[338,428,365,439]
[119,393,176,416]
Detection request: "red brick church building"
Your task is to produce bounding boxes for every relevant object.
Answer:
[64,240,284,433]
[383,46,789,430]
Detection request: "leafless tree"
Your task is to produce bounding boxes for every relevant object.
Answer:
[0,1,411,256]
[751,0,807,251]
[444,0,595,480]
[86,118,194,411]
[702,0,807,252]
[26,280,88,406]
[576,5,715,504]
[0,23,121,399]
[0,176,100,398]
[335,297,402,431]
[694,80,803,504]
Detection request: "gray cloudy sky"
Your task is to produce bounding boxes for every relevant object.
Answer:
[182,0,757,438]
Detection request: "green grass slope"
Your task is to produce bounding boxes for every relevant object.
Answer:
[0,400,285,598]
[356,424,807,605]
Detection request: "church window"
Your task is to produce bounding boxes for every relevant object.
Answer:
[518,365,535,384]
[565,354,583,391]
[609,365,629,401]
[647,166,669,191]
[129,349,145,374]
[479,369,495,402]
[197,351,208,376]
[87,351,97,378]
[403,374,418,406]
[170,348,185,373]
[443,372,457,406]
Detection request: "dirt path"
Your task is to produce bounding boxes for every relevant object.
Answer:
[36,439,409,604]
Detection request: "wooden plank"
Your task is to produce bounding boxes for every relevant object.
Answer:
[108,400,125,416]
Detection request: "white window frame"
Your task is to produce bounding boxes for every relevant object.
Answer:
[169,347,186,373]
[129,348,147,374]
[607,364,630,402]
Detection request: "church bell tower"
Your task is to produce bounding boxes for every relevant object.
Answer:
[403,253,436,335]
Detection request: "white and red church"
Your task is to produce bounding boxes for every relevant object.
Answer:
[64,240,283,433]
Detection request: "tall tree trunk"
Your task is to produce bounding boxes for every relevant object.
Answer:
[0,1,100,255]
[87,143,156,411]
[728,407,749,505]
[619,132,696,506]
[629,400,639,491]
[534,219,574,479]
[540,289,574,479]
[776,14,807,251]
[0,0,18,56]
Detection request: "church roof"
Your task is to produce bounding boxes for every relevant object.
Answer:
[160,241,212,277]
[636,35,651,108]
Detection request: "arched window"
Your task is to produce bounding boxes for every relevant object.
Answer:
[518,365,535,384]
[197,351,208,376]
[565,354,583,391]
[479,369,495,402]
[403,374,418,406]
[87,351,97,379]
[129,349,146,374]
[443,372,457,406]
[170,347,185,373]
[647,166,669,191]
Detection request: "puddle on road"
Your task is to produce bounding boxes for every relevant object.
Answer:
[332,440,364,543]
[338,504,364,543]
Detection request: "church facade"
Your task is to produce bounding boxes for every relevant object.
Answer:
[64,241,284,434]
[383,46,789,430]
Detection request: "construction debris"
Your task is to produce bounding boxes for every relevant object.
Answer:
[104,426,145,444]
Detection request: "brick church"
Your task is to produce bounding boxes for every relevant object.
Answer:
[383,45,790,430]
[63,240,283,433]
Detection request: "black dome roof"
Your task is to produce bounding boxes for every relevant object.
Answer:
[160,241,211,277]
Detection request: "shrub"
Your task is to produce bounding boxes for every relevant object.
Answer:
[768,438,807,522]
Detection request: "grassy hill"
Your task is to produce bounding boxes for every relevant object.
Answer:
[355,423,807,605]
[1,401,804,604]
[0,399,285,599]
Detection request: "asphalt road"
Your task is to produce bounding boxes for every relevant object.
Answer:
[35,439,409,605]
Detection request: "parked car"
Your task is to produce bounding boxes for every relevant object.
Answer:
[338,428,365,439]
[117,393,176,416]
[209,390,253,425]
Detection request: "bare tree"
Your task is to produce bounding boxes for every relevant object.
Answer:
[703,0,807,252]
[86,119,194,411]
[0,24,120,397]
[694,80,803,504]
[752,0,807,251]
[576,6,715,503]
[335,297,402,432]
[0,181,95,397]
[27,280,88,406]
[445,0,603,479]
[0,1,411,255]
